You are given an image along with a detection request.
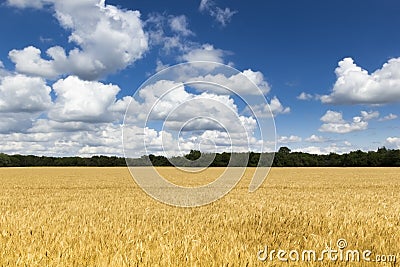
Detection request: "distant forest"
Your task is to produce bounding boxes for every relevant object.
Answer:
[0,147,399,167]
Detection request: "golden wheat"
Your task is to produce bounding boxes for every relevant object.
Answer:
[0,167,399,266]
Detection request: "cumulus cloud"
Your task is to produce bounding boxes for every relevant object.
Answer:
[360,110,379,121]
[8,0,148,80]
[0,74,51,113]
[181,44,226,63]
[199,0,237,27]
[123,78,277,157]
[321,57,400,104]
[320,110,345,123]
[49,76,123,123]
[248,96,290,118]
[242,69,271,94]
[0,72,51,134]
[162,94,257,136]
[9,46,62,79]
[343,141,352,146]
[319,110,369,134]
[0,61,131,155]
[0,61,9,78]
[6,0,46,9]
[145,12,199,54]
[0,114,34,134]
[199,0,210,12]
[386,137,400,148]
[183,69,271,95]
[29,119,94,133]
[129,79,255,134]
[269,97,291,116]
[0,123,125,156]
[145,12,229,66]
[176,129,265,154]
[305,134,327,143]
[155,59,170,72]
[145,13,185,53]
[169,15,194,36]
[0,71,276,156]
[379,113,398,121]
[293,144,353,155]
[297,92,313,100]
[278,135,302,143]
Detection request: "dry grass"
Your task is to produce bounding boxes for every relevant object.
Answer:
[0,167,399,266]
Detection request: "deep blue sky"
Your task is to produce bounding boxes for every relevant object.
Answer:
[0,0,399,156]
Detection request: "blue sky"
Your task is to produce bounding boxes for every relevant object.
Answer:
[0,0,399,156]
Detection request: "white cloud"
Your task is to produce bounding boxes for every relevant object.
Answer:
[242,69,271,94]
[319,110,368,134]
[213,7,237,27]
[154,66,283,136]
[269,96,290,116]
[0,72,52,134]
[344,141,352,146]
[199,0,237,27]
[145,12,206,59]
[293,146,324,154]
[132,80,255,134]
[108,96,133,114]
[162,93,256,135]
[9,46,61,79]
[386,137,400,148]
[248,96,290,118]
[6,0,46,9]
[181,44,226,63]
[321,57,400,104]
[123,79,276,156]
[0,123,125,156]
[379,113,398,121]
[305,134,327,143]
[199,0,211,12]
[29,119,94,133]
[145,13,186,53]
[278,135,302,143]
[0,74,132,156]
[320,110,345,123]
[144,13,167,46]
[145,13,229,65]
[0,74,51,113]
[0,114,34,134]
[0,73,275,156]
[293,144,353,155]
[8,0,148,80]
[0,61,9,78]
[269,97,290,116]
[360,110,379,121]
[185,69,271,95]
[155,59,170,72]
[297,92,313,100]
[49,76,122,123]
[169,15,194,36]
[131,80,188,122]
[177,129,264,154]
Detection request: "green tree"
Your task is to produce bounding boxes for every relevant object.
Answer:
[185,150,201,161]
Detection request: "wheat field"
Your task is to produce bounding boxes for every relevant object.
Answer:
[0,167,399,266]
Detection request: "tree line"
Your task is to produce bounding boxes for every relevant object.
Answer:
[0,147,399,167]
